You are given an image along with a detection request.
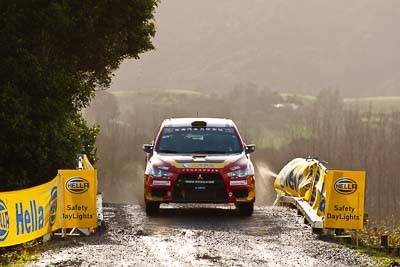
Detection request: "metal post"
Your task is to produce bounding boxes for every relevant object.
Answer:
[77,154,83,170]
[58,173,65,238]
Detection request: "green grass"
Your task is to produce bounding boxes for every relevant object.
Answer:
[280,92,400,113]
[112,90,400,113]
[111,88,201,97]
[0,245,39,266]
[344,96,400,103]
[163,89,201,95]
[344,96,400,113]
[356,247,400,267]
[279,93,316,102]
[109,90,140,96]
[335,227,400,267]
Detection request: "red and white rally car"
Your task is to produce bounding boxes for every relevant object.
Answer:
[143,118,256,216]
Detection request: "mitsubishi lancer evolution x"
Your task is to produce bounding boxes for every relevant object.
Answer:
[142,118,256,216]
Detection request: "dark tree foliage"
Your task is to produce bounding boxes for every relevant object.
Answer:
[0,0,158,191]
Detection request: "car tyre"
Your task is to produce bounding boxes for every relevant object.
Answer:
[145,202,160,216]
[237,202,254,216]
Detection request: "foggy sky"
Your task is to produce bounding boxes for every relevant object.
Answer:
[110,0,400,97]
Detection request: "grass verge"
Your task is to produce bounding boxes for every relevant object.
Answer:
[0,241,40,267]
[334,226,400,266]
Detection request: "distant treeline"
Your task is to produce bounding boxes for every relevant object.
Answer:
[86,85,400,222]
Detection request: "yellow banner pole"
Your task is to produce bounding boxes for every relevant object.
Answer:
[58,173,65,237]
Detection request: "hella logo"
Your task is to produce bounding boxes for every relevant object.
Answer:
[66,177,89,194]
[0,199,10,242]
[334,178,357,195]
[49,186,58,226]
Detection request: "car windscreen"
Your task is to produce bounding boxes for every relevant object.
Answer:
[156,127,242,154]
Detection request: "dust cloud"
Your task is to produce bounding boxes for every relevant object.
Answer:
[254,162,278,206]
[99,163,145,205]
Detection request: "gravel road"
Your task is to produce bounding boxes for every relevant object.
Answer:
[27,203,380,267]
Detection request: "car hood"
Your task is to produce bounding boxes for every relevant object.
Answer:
[151,153,248,170]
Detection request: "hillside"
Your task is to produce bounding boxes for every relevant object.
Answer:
[111,0,400,97]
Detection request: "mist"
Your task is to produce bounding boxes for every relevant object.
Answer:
[111,0,400,97]
[85,1,400,223]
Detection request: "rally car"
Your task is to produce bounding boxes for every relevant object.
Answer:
[142,118,256,216]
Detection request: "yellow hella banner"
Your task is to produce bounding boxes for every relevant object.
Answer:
[324,170,365,229]
[0,169,97,247]
[0,177,60,247]
[59,170,97,228]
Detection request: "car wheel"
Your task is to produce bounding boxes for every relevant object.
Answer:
[145,202,160,216]
[237,202,254,216]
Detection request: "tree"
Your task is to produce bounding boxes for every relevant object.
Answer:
[0,0,158,191]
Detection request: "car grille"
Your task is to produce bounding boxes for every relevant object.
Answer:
[151,189,167,198]
[232,189,248,198]
[172,173,228,202]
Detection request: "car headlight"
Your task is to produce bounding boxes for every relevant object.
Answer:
[227,164,254,178]
[149,166,173,178]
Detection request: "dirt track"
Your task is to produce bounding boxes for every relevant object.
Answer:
[27,203,379,267]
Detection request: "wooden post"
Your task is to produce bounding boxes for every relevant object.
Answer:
[381,234,389,249]
[355,230,359,248]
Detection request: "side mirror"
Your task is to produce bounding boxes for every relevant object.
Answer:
[143,144,153,153]
[245,144,256,154]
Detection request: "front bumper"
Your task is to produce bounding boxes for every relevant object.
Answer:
[144,169,255,203]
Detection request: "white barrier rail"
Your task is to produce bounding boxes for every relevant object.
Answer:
[278,196,323,229]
